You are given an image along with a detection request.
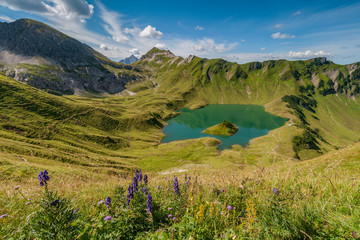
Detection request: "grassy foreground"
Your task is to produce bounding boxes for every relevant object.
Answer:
[0,144,360,239]
[1,141,360,239]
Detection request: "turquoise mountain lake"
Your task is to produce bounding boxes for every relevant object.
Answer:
[162,104,288,150]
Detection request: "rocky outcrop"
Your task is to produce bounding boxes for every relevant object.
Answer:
[139,48,176,62]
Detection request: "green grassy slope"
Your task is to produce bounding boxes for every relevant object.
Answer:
[0,73,179,176]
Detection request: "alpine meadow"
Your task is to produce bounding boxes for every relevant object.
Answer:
[1,1,360,239]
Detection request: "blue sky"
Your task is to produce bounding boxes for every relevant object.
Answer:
[0,0,360,64]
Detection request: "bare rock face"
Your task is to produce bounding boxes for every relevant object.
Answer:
[0,19,98,67]
[0,19,140,95]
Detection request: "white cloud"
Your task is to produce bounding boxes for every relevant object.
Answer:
[224,53,281,63]
[124,27,140,36]
[171,38,237,57]
[288,50,331,59]
[0,14,14,22]
[241,39,246,42]
[42,0,94,20]
[99,44,118,51]
[195,25,204,31]
[260,47,266,51]
[225,50,332,64]
[97,2,129,43]
[271,32,295,39]
[139,25,163,38]
[155,43,166,49]
[293,10,302,16]
[193,38,236,52]
[274,23,283,28]
[129,48,140,55]
[0,0,94,21]
[0,0,48,13]
[112,35,129,43]
[100,44,109,50]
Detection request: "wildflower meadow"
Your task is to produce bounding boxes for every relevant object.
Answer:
[1,165,360,239]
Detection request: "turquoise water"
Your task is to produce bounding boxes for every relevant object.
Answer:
[162,104,288,150]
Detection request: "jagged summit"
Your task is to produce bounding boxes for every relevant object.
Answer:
[119,55,138,64]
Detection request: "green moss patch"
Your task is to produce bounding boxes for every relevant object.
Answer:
[202,120,238,136]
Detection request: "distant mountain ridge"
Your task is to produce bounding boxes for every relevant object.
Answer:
[0,18,359,100]
[119,55,138,64]
[0,19,142,94]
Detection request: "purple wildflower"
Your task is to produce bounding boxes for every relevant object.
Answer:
[168,214,172,218]
[144,174,148,184]
[13,186,20,190]
[222,188,225,193]
[38,170,50,187]
[50,199,59,207]
[106,197,111,206]
[173,177,180,195]
[135,169,140,181]
[142,187,147,194]
[173,217,176,220]
[25,202,32,205]
[127,184,135,206]
[138,172,143,181]
[147,193,153,213]
[97,200,106,206]
[74,208,80,213]
[227,205,232,210]
[273,188,279,195]
[168,207,172,210]
[104,216,112,221]
[133,177,138,190]
[0,214,7,219]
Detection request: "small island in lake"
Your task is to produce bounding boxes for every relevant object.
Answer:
[202,120,239,136]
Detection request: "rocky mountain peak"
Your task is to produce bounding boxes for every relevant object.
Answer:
[0,18,98,67]
[139,47,176,62]
[0,18,142,95]
[119,55,138,64]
